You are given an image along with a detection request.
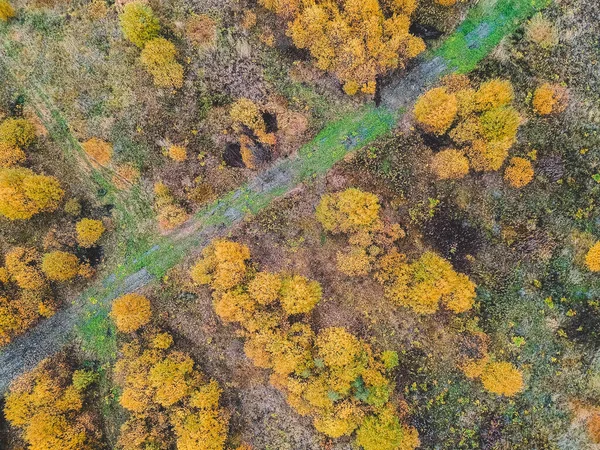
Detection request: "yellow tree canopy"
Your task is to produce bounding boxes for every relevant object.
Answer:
[0,167,64,220]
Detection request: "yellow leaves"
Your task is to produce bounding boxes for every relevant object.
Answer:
[316,327,362,369]
[355,404,420,450]
[119,1,160,48]
[279,274,322,315]
[81,138,113,166]
[532,83,569,115]
[480,361,524,397]
[0,142,25,168]
[0,0,15,21]
[430,149,470,180]
[316,188,382,235]
[76,218,106,248]
[4,355,97,450]
[110,293,152,333]
[140,38,184,89]
[168,144,187,162]
[376,251,476,314]
[414,87,458,135]
[247,271,281,305]
[149,351,195,407]
[280,0,424,94]
[0,167,64,220]
[190,240,251,291]
[115,326,229,450]
[5,246,45,290]
[41,251,80,282]
[0,118,36,148]
[585,242,600,272]
[504,157,534,188]
[474,79,514,111]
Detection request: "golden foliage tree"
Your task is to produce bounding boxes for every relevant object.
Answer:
[479,361,524,397]
[414,87,458,135]
[140,37,184,89]
[4,354,100,450]
[416,77,521,173]
[0,118,35,148]
[376,250,476,314]
[265,0,425,95]
[280,275,323,315]
[0,167,64,220]
[41,251,80,282]
[198,238,414,449]
[316,188,382,235]
[114,324,229,450]
[119,1,160,48]
[0,142,25,168]
[430,149,469,180]
[5,246,45,290]
[355,404,420,450]
[76,218,106,248]
[110,293,152,333]
[190,240,251,291]
[504,157,534,188]
[0,0,15,21]
[81,138,113,166]
[532,83,568,115]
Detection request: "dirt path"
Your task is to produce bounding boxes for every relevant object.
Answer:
[0,0,547,392]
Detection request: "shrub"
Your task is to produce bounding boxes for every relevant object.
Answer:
[110,294,152,333]
[185,14,216,48]
[480,361,524,396]
[585,242,600,272]
[0,0,15,21]
[64,198,81,216]
[430,149,469,180]
[76,218,106,248]
[316,188,381,235]
[119,1,160,47]
[588,413,600,444]
[279,275,322,315]
[355,405,420,450]
[41,251,80,282]
[0,142,25,167]
[158,204,189,231]
[532,83,568,115]
[168,144,187,162]
[0,118,36,148]
[0,167,64,220]
[336,246,373,276]
[525,13,558,49]
[413,87,458,135]
[140,38,184,89]
[504,157,534,188]
[113,163,140,190]
[81,138,113,166]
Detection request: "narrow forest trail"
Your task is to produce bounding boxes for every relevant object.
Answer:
[0,0,549,392]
